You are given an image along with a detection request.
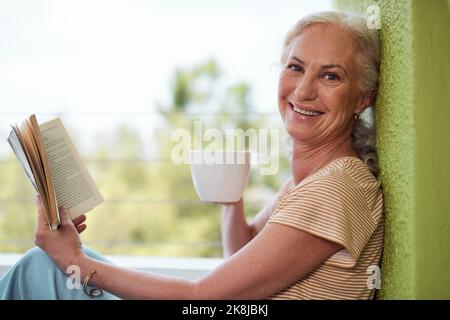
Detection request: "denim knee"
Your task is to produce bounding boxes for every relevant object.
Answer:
[21,246,111,269]
[20,247,53,266]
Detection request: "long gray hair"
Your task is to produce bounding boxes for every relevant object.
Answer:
[282,11,380,176]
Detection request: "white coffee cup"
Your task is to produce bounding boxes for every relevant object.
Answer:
[190,150,251,203]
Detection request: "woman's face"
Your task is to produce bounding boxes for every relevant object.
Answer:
[278,23,368,146]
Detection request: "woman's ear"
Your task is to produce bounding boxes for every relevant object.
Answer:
[356,90,377,114]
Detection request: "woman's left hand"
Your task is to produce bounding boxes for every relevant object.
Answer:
[34,195,86,272]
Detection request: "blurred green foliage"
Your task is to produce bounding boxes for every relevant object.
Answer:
[0,59,290,258]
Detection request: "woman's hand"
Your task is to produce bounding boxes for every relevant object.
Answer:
[213,197,243,207]
[33,195,86,272]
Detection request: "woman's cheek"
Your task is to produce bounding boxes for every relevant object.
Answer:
[320,89,348,113]
[278,82,292,119]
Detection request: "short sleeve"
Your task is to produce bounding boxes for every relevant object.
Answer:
[268,171,377,268]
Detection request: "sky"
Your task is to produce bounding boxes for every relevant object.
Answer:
[0,0,332,156]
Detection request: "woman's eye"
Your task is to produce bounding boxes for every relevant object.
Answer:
[286,64,303,72]
[323,73,340,81]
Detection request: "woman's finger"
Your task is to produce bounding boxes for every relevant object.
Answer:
[72,214,86,226]
[58,207,72,225]
[75,224,87,234]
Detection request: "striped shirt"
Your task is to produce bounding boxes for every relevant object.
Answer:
[267,156,384,300]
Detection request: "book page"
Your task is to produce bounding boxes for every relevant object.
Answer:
[7,127,38,192]
[28,115,60,229]
[20,121,54,221]
[9,120,55,228]
[39,118,104,219]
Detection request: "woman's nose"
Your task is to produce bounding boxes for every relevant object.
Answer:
[293,74,317,101]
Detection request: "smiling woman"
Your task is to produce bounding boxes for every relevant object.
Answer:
[0,10,383,300]
[266,11,382,299]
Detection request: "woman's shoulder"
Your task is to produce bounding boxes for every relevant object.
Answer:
[277,156,383,222]
[285,156,381,200]
[305,156,378,186]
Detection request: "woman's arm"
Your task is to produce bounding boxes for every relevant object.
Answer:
[34,193,343,300]
[221,177,293,258]
[70,215,343,300]
[35,194,342,299]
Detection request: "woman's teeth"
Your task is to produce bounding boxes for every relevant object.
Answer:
[292,105,323,117]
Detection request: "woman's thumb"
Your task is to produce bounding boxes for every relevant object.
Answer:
[58,206,71,224]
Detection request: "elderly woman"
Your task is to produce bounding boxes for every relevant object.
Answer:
[0,11,383,300]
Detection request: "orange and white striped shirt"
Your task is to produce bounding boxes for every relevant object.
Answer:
[268,156,384,300]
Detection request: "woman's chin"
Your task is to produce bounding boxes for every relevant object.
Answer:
[285,115,317,136]
[285,127,311,143]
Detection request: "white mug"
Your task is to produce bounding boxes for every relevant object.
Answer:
[190,150,251,203]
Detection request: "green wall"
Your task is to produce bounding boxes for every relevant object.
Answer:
[334,0,450,299]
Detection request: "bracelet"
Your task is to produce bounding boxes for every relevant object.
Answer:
[83,270,104,298]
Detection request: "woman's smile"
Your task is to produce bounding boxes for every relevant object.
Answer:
[288,101,325,118]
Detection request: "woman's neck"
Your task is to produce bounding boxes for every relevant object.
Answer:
[291,137,357,185]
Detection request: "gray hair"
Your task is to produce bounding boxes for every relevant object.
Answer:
[282,11,380,176]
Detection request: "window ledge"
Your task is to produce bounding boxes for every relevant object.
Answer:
[0,253,223,280]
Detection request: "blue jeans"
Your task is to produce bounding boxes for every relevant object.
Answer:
[0,246,119,300]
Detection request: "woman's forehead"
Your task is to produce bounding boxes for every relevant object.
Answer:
[287,24,357,70]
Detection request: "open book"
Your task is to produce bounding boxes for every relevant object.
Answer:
[7,115,104,230]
